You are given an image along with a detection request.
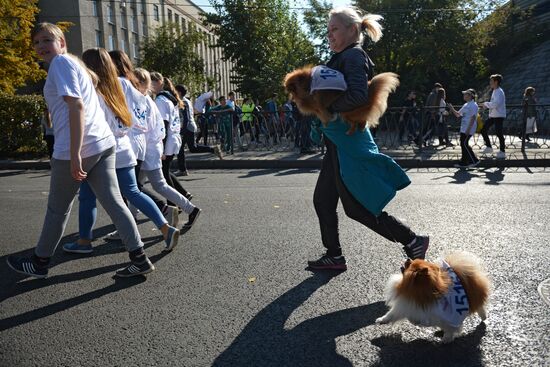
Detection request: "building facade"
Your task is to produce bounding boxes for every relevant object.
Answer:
[37,0,237,97]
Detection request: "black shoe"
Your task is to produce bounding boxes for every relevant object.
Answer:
[182,207,201,230]
[115,257,155,277]
[307,254,347,271]
[404,235,430,260]
[6,256,48,279]
[185,193,194,201]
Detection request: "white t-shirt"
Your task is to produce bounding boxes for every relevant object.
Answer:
[483,87,506,118]
[458,100,478,135]
[155,94,181,156]
[97,94,136,169]
[43,54,114,160]
[142,95,165,171]
[119,77,148,161]
[431,261,470,328]
[194,91,213,113]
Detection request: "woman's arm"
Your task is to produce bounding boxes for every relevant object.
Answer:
[329,49,369,113]
[64,96,87,181]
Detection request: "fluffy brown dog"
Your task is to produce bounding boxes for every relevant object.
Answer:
[283,65,399,135]
[376,251,491,343]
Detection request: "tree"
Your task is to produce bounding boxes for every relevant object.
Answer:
[0,0,45,94]
[140,23,207,92]
[302,0,331,62]
[205,0,318,102]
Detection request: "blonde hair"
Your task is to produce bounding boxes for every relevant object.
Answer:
[82,48,132,127]
[329,7,383,44]
[134,68,151,87]
[31,22,66,47]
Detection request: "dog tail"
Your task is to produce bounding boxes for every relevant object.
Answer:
[364,72,400,128]
[445,251,491,314]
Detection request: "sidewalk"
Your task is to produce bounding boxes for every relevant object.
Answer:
[1,148,549,170]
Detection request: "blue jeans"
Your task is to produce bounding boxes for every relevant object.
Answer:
[78,166,167,240]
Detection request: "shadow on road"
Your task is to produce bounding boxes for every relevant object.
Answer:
[370,322,487,367]
[0,251,169,332]
[213,272,386,367]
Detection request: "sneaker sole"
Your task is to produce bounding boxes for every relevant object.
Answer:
[308,264,348,271]
[115,264,156,278]
[62,247,94,254]
[6,258,47,279]
[165,229,180,251]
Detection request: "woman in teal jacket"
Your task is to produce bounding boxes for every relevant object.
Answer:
[308,7,429,271]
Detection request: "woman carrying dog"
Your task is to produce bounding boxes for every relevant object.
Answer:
[307,7,429,271]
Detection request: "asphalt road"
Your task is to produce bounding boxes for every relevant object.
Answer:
[0,168,549,367]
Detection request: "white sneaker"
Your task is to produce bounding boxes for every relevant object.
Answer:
[163,205,179,227]
[481,147,493,154]
[495,151,506,159]
[214,145,224,160]
[105,230,121,241]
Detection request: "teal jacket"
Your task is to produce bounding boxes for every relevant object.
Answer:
[312,117,411,216]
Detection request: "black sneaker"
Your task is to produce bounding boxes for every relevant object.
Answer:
[404,235,430,260]
[182,207,201,230]
[6,256,48,279]
[307,255,347,271]
[185,193,194,201]
[115,257,155,277]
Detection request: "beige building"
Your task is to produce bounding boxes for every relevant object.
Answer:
[37,0,237,97]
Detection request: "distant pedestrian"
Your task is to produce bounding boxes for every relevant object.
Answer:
[523,87,537,142]
[241,97,258,144]
[448,88,479,168]
[480,74,506,159]
[416,83,442,146]
[398,90,419,142]
[175,84,222,176]
[210,96,234,154]
[436,88,452,146]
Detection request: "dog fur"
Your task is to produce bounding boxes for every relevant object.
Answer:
[375,251,490,343]
[283,65,399,135]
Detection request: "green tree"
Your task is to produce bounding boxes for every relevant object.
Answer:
[302,0,331,62]
[205,0,318,102]
[0,0,44,94]
[140,23,207,92]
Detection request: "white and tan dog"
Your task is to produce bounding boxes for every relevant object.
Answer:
[376,251,490,343]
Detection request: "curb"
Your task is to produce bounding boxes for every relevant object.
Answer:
[2,159,550,171]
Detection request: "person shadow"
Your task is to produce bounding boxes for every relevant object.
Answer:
[481,167,505,185]
[0,221,170,331]
[212,272,386,367]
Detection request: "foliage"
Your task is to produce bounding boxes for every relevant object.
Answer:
[204,0,318,103]
[140,22,207,93]
[0,0,45,94]
[0,92,46,156]
[302,0,331,62]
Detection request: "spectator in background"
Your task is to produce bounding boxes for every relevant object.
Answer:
[241,97,258,144]
[416,83,442,146]
[398,90,419,142]
[194,90,213,145]
[448,88,479,168]
[210,96,234,154]
[175,84,222,176]
[227,91,243,149]
[265,93,279,143]
[523,86,537,142]
[436,88,452,147]
[480,74,506,159]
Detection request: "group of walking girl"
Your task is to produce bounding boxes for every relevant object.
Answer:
[7,23,200,278]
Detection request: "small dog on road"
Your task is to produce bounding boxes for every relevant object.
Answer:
[376,251,490,343]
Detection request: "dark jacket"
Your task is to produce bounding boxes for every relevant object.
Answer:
[326,43,374,113]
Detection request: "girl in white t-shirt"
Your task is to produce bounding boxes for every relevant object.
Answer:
[449,89,479,168]
[134,69,201,230]
[7,23,153,278]
[59,48,180,255]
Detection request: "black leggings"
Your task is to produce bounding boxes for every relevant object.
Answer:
[177,129,215,171]
[481,117,505,152]
[162,155,189,206]
[459,133,478,164]
[313,139,416,257]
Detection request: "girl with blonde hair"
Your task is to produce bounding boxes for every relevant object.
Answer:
[61,48,180,255]
[7,23,153,278]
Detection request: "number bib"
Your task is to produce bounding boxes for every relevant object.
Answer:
[433,261,470,327]
[310,65,348,93]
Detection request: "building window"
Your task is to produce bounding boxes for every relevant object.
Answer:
[120,6,127,29]
[92,0,98,17]
[130,7,137,33]
[107,2,114,24]
[175,14,179,29]
[120,38,126,53]
[168,9,172,22]
[181,18,186,32]
[132,41,139,59]
[108,35,115,51]
[142,21,147,35]
[153,4,159,21]
[95,30,102,47]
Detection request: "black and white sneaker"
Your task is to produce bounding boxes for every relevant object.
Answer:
[404,235,430,260]
[6,256,48,279]
[307,254,347,271]
[182,207,201,230]
[114,257,155,277]
[185,193,194,201]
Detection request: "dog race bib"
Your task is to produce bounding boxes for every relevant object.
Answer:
[310,66,347,93]
[433,261,470,328]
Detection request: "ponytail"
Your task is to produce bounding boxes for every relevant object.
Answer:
[361,14,383,43]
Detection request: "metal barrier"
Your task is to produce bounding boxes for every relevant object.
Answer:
[192,103,550,155]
